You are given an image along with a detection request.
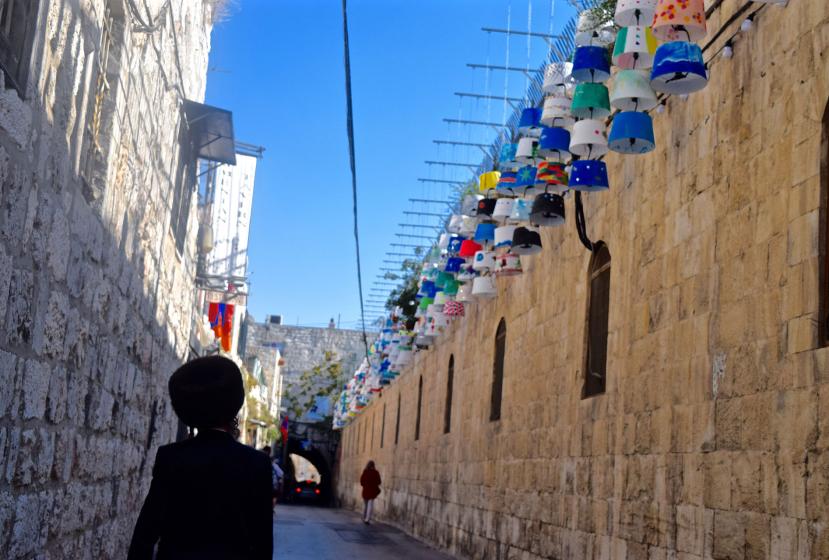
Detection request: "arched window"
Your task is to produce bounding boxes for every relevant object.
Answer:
[820,101,829,346]
[394,394,401,445]
[444,355,454,434]
[415,376,423,441]
[491,319,506,421]
[584,242,611,398]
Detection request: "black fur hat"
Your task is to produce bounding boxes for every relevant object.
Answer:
[168,356,244,428]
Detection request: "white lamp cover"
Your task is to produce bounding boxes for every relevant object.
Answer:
[492,198,516,222]
[516,136,541,165]
[433,292,448,306]
[397,348,413,366]
[447,214,464,234]
[472,275,497,299]
[612,26,658,70]
[457,264,477,282]
[494,225,518,249]
[542,62,574,93]
[472,250,496,271]
[569,119,609,158]
[610,69,658,112]
[575,11,616,46]
[457,282,475,302]
[438,233,450,250]
[541,95,575,128]
[460,216,478,236]
[614,0,658,27]
[494,253,523,276]
[461,194,484,216]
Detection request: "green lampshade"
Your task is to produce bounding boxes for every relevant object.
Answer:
[571,83,611,120]
[443,278,460,296]
[418,297,434,310]
[435,271,454,288]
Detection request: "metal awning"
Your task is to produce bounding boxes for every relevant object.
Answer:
[182,100,237,165]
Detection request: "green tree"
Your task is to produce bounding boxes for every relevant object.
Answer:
[286,351,345,420]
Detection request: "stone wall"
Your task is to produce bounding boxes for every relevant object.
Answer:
[337,1,829,558]
[0,1,214,557]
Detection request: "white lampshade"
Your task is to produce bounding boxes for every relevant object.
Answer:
[575,11,616,46]
[542,62,573,93]
[471,276,497,299]
[494,253,522,277]
[472,250,496,271]
[457,282,475,302]
[614,0,658,26]
[459,216,478,236]
[492,198,516,222]
[494,225,518,249]
[516,136,541,165]
[569,119,608,158]
[540,95,575,128]
[447,214,464,233]
[461,194,483,216]
[610,69,658,112]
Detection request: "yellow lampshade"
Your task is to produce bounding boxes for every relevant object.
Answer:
[479,171,501,193]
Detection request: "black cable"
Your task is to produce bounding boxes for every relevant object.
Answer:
[341,0,372,368]
[574,191,594,251]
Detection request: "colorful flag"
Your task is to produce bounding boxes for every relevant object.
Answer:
[208,302,235,352]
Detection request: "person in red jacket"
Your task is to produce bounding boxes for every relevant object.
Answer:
[359,461,382,524]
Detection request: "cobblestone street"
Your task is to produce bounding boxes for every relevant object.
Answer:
[274,505,453,560]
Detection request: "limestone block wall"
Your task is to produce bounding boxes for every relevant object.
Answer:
[0,1,214,557]
[337,1,829,558]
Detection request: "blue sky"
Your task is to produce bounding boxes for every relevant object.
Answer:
[205,0,576,330]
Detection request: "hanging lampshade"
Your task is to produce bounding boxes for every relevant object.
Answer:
[615,0,658,26]
[471,276,497,299]
[443,278,460,296]
[461,194,483,216]
[447,214,464,234]
[497,170,518,192]
[458,239,482,258]
[610,69,658,111]
[472,250,496,271]
[443,300,465,318]
[460,216,478,236]
[650,41,708,94]
[435,271,454,289]
[417,280,436,299]
[457,282,475,303]
[494,253,522,277]
[492,198,516,223]
[511,227,543,255]
[457,263,477,282]
[536,162,569,193]
[652,0,707,42]
[474,223,496,245]
[542,62,574,93]
[476,198,497,217]
[509,197,532,222]
[447,235,465,254]
[445,256,465,273]
[575,11,616,47]
[569,160,610,192]
[479,171,501,194]
[499,142,520,168]
[571,83,611,120]
[494,225,518,249]
[518,107,543,137]
[438,232,450,251]
[515,165,538,189]
[516,136,541,165]
[432,292,447,307]
[537,127,571,161]
[571,46,611,83]
[530,192,566,226]
[418,296,434,311]
[609,111,656,154]
[541,95,575,128]
[569,119,608,158]
[612,26,658,69]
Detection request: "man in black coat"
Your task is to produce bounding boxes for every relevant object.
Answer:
[128,356,273,560]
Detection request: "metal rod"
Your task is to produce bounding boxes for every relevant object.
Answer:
[395,233,435,240]
[466,63,534,75]
[454,92,523,103]
[398,223,442,230]
[433,139,491,148]
[390,243,425,248]
[481,27,562,39]
[417,178,467,185]
[402,211,445,217]
[443,118,507,128]
[424,160,479,170]
[408,198,453,205]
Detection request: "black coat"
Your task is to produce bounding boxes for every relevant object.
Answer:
[128,429,273,560]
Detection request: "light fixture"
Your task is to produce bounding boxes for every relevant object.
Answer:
[741,15,754,32]
[656,100,666,114]
[722,42,734,59]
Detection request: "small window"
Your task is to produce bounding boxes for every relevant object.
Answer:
[380,403,386,448]
[583,242,611,398]
[444,355,454,434]
[415,376,423,441]
[395,394,401,445]
[0,0,39,97]
[820,100,829,346]
[490,319,506,421]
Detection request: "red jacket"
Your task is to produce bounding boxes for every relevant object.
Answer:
[360,468,381,500]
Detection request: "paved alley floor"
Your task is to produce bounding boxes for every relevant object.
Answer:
[274,504,455,559]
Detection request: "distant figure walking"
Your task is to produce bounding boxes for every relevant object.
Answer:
[128,356,273,560]
[359,461,382,524]
[262,445,284,509]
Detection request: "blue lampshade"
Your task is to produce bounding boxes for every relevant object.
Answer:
[418,280,436,298]
[474,223,496,244]
[445,257,465,273]
[518,107,543,136]
[571,46,611,83]
[608,111,655,155]
[497,170,518,190]
[447,235,466,254]
[515,165,538,188]
[499,143,519,167]
[537,127,571,160]
[569,160,609,192]
[650,41,708,95]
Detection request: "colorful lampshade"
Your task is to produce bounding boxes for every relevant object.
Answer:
[457,263,477,282]
[458,239,483,258]
[443,278,460,296]
[609,111,656,154]
[530,192,566,227]
[447,235,466,254]
[610,69,658,111]
[492,198,516,222]
[511,227,543,255]
[474,223,496,244]
[536,162,569,193]
[494,253,522,277]
[443,300,465,318]
[575,11,616,47]
[476,198,497,217]
[537,127,571,161]
[509,198,532,222]
[612,26,658,69]
[445,257,465,273]
[569,119,608,158]
[571,46,611,83]
[433,292,447,307]
[518,107,543,137]
[571,83,611,120]
[479,171,501,193]
[542,62,574,93]
[418,297,434,311]
[541,95,575,128]
[569,160,610,192]
[471,276,497,299]
[499,143,520,168]
[418,280,436,298]
[435,271,454,289]
[496,171,518,192]
[472,250,496,271]
[494,225,518,249]
[615,0,658,26]
[652,0,706,43]
[515,166,538,188]
[516,136,541,165]
[650,41,708,94]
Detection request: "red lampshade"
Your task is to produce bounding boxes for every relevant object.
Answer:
[458,239,483,258]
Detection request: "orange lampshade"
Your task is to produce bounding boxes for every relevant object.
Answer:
[652,0,706,43]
